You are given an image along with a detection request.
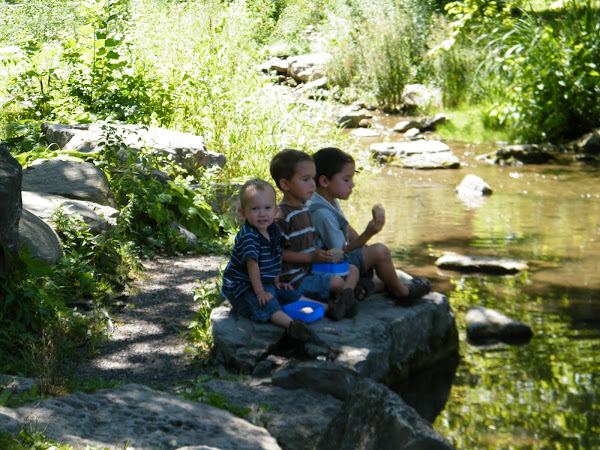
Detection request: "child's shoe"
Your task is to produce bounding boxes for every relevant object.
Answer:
[396,277,431,303]
[287,319,317,342]
[326,298,346,321]
[341,287,358,318]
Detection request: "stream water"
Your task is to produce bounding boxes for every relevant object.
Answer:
[343,119,600,448]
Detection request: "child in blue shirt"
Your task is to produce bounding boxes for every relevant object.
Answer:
[308,147,431,302]
[222,178,324,342]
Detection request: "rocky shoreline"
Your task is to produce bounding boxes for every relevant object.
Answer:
[0,254,458,449]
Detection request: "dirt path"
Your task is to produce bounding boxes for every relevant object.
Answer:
[73,254,227,391]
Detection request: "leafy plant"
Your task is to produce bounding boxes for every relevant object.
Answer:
[482,0,600,142]
[187,278,225,360]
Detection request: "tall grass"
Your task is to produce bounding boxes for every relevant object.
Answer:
[481,0,600,142]
[317,0,433,109]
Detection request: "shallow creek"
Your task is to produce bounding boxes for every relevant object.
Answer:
[342,120,600,448]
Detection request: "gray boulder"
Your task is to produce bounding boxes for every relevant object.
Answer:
[477,144,554,165]
[22,191,119,234]
[17,209,63,266]
[435,253,528,275]
[204,378,343,450]
[401,84,443,111]
[572,129,600,155]
[465,306,533,343]
[42,123,226,175]
[337,106,373,128]
[456,174,493,209]
[211,293,458,388]
[288,53,332,83]
[0,145,22,255]
[456,174,492,197]
[0,384,281,450]
[315,378,454,450]
[22,158,117,208]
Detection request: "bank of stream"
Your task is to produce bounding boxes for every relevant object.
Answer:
[344,120,600,448]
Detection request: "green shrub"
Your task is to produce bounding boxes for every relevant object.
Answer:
[482,0,600,142]
[320,0,432,109]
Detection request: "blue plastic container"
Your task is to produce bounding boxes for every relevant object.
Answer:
[311,261,350,276]
[283,300,325,323]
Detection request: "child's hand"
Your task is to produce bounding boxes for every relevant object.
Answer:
[257,290,273,306]
[365,216,384,235]
[276,281,294,290]
[312,248,333,263]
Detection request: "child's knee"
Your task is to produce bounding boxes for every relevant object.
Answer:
[330,275,344,293]
[369,243,391,262]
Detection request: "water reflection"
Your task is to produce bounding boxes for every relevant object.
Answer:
[391,353,459,424]
[343,131,600,447]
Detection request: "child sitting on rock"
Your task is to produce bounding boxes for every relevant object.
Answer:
[269,149,360,320]
[221,178,324,342]
[308,147,431,302]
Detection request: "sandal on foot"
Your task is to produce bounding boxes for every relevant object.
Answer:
[393,277,431,304]
[341,287,359,318]
[326,298,346,321]
[402,277,431,302]
[354,278,375,300]
[287,319,317,342]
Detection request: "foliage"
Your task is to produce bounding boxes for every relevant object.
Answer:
[0,0,82,45]
[319,0,433,109]
[93,125,226,253]
[186,277,226,361]
[481,0,600,142]
[0,205,138,374]
[0,429,74,450]
[442,0,600,142]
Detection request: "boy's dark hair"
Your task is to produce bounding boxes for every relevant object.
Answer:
[312,147,354,181]
[239,178,276,208]
[269,149,314,189]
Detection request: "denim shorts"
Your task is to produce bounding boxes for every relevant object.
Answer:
[297,272,335,302]
[344,248,368,276]
[229,284,302,323]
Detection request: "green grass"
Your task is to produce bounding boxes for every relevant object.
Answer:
[434,105,512,144]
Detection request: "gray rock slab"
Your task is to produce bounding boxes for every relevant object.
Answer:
[0,384,281,450]
[371,140,460,169]
[465,306,533,342]
[399,151,460,169]
[42,123,226,173]
[315,378,454,450]
[287,53,332,83]
[204,379,343,450]
[18,209,63,265]
[212,293,458,389]
[435,253,529,275]
[22,191,119,234]
[22,158,116,208]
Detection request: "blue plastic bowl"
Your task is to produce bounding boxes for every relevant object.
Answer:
[311,261,350,276]
[283,300,325,323]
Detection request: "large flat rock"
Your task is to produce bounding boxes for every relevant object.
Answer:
[212,292,458,389]
[0,384,281,450]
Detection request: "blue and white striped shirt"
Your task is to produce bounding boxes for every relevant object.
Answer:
[221,221,282,300]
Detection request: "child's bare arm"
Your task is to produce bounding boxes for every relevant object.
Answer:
[246,258,273,306]
[282,248,333,263]
[343,217,384,252]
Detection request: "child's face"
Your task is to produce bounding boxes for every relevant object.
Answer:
[282,160,317,205]
[323,162,355,201]
[240,187,277,234]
